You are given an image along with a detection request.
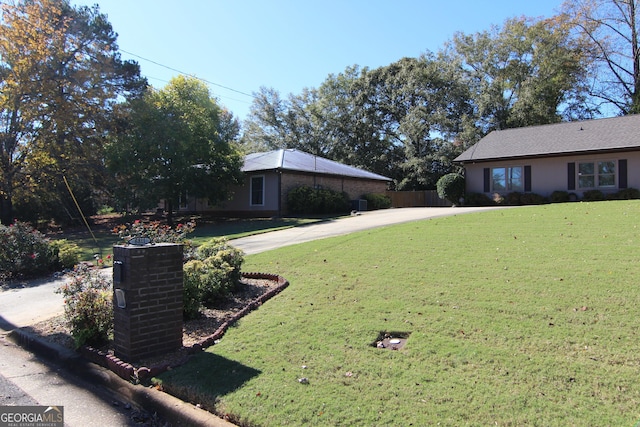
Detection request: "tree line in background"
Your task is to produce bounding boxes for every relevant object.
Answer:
[1,0,639,226]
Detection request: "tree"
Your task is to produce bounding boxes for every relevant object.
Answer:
[0,0,145,225]
[241,57,472,190]
[364,55,473,190]
[107,76,244,225]
[444,16,593,134]
[561,0,640,114]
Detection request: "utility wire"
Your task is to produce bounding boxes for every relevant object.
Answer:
[120,49,256,99]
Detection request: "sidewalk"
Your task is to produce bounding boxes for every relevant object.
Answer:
[0,206,501,425]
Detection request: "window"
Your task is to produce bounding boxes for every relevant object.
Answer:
[578,161,615,188]
[250,176,264,206]
[491,166,523,192]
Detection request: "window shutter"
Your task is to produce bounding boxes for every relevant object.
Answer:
[619,159,628,189]
[524,165,531,192]
[567,163,575,190]
[483,168,490,192]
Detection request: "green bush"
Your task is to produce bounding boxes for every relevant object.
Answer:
[0,220,55,280]
[183,238,244,318]
[361,193,391,210]
[608,187,640,200]
[550,191,571,203]
[582,189,605,201]
[520,192,548,205]
[57,264,113,348]
[436,173,465,206]
[463,192,495,206]
[287,186,350,215]
[183,260,205,320]
[504,192,522,205]
[50,239,82,270]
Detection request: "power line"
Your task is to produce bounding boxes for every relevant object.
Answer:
[120,49,256,99]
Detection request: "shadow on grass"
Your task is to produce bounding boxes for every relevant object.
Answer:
[158,351,261,407]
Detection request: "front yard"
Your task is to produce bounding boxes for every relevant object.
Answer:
[156,201,640,426]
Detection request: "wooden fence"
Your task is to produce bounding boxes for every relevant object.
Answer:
[385,190,452,208]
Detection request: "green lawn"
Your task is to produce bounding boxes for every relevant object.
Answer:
[157,201,640,426]
[65,217,328,263]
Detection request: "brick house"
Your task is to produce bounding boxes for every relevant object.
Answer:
[454,114,640,199]
[183,149,392,217]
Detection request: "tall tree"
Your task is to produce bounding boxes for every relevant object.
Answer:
[444,16,593,134]
[0,0,145,225]
[562,0,640,114]
[107,76,243,225]
[365,55,473,189]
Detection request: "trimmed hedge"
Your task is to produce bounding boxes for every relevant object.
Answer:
[287,185,351,215]
[361,193,391,210]
[436,173,465,206]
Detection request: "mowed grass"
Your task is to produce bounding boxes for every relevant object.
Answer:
[158,201,640,426]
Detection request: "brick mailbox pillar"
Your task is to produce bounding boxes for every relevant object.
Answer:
[112,242,183,361]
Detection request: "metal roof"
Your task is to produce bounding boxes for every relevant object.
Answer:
[243,149,392,181]
[454,114,640,163]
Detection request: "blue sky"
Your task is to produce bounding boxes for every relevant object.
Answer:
[81,1,565,122]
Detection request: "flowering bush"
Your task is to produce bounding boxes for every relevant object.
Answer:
[57,263,113,348]
[49,239,82,270]
[183,238,244,319]
[112,220,195,244]
[0,220,56,280]
[112,220,195,258]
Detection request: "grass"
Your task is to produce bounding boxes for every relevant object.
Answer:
[62,216,329,263]
[156,201,640,426]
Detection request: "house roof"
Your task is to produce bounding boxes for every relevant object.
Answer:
[454,114,640,163]
[243,149,392,181]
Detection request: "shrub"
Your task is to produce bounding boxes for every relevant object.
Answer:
[608,187,640,200]
[0,220,55,280]
[112,219,195,244]
[50,239,82,270]
[183,238,245,317]
[519,192,547,205]
[436,173,465,206]
[463,192,495,206]
[582,189,605,201]
[550,191,571,203]
[183,260,205,320]
[287,186,350,215]
[504,192,522,205]
[57,264,113,348]
[361,193,391,210]
[113,219,195,259]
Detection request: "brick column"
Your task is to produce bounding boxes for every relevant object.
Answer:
[112,243,183,361]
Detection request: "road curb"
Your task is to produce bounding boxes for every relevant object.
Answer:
[8,328,236,427]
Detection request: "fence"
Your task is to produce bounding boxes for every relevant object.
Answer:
[385,190,452,208]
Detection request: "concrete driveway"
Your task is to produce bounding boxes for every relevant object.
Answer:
[232,206,501,254]
[0,206,500,328]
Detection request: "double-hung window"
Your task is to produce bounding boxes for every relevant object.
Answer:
[492,166,523,192]
[250,176,264,206]
[578,161,615,189]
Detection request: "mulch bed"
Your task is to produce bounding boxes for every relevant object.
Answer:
[27,272,288,382]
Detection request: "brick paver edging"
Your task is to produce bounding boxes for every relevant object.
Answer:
[80,272,289,382]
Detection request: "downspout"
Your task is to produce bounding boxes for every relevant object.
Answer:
[277,170,282,217]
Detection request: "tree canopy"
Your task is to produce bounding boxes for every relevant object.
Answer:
[106,75,244,225]
[0,0,145,225]
[561,0,640,115]
[241,16,590,190]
